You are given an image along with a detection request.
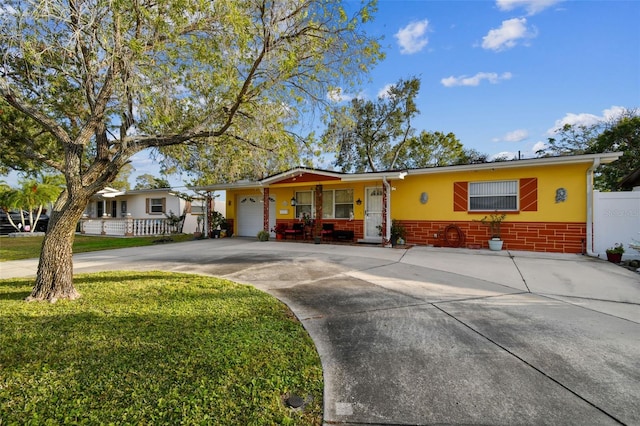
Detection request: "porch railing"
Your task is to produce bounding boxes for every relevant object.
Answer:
[79,217,182,237]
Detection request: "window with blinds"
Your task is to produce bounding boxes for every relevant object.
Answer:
[322,189,354,219]
[469,180,518,211]
[295,191,313,219]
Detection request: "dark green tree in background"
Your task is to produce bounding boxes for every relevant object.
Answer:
[591,114,640,190]
[323,77,466,172]
[134,174,171,190]
[538,109,639,190]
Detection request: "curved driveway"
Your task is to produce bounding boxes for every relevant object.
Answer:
[2,238,639,425]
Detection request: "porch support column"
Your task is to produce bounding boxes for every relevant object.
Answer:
[382,177,391,247]
[315,184,323,237]
[263,188,270,231]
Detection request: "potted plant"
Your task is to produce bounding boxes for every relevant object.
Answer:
[210,211,226,238]
[194,215,203,239]
[606,243,624,263]
[376,219,407,246]
[390,219,407,246]
[480,213,506,251]
[257,229,269,241]
[271,223,287,240]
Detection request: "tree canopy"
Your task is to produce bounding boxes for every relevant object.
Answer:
[538,109,639,190]
[322,77,465,172]
[134,174,170,190]
[0,0,382,301]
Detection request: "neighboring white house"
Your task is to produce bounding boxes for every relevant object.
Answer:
[80,187,221,236]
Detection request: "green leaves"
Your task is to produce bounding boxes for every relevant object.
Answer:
[324,77,426,172]
[538,109,639,190]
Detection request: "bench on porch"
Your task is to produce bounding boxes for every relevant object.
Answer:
[284,223,304,239]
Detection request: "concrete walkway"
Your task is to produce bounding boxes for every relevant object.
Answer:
[2,239,639,425]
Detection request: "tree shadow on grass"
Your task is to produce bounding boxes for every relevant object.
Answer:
[0,278,33,300]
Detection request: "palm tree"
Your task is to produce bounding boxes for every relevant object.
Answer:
[3,174,63,232]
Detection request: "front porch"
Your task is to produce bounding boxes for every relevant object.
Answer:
[79,217,183,237]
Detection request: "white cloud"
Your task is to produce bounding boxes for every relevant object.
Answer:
[545,106,627,135]
[482,18,536,51]
[327,87,354,103]
[601,106,627,121]
[532,141,547,153]
[499,129,529,142]
[489,151,517,161]
[496,0,563,15]
[377,84,394,99]
[394,20,429,55]
[441,72,512,87]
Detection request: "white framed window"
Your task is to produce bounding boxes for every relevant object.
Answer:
[294,191,313,219]
[191,205,205,214]
[323,189,354,219]
[147,197,166,214]
[469,180,518,211]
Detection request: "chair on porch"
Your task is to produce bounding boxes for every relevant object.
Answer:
[321,223,334,241]
[284,222,304,240]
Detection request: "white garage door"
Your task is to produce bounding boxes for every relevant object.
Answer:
[236,195,275,237]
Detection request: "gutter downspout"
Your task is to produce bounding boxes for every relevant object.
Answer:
[382,176,391,247]
[586,157,600,257]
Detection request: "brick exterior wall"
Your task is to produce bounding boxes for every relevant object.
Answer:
[400,220,586,253]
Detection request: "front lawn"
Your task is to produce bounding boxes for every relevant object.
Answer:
[0,272,323,425]
[0,233,195,261]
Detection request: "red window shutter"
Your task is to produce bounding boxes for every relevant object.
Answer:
[520,178,537,211]
[453,182,468,212]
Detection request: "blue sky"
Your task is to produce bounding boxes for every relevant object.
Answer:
[4,0,639,189]
[340,0,639,159]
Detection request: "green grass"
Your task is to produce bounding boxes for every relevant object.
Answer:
[0,272,323,425]
[0,234,195,261]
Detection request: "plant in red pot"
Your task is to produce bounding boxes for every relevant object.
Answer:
[606,243,624,263]
[271,223,288,240]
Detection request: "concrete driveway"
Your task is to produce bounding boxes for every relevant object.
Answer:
[2,238,639,425]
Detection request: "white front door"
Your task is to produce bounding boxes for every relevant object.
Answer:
[364,187,383,241]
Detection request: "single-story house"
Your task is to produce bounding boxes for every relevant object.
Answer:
[80,188,222,236]
[193,152,622,254]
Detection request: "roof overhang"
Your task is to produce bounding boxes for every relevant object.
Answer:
[190,180,263,192]
[261,167,344,185]
[396,152,623,178]
[190,153,623,191]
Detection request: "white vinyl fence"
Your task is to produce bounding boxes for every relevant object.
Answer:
[593,190,640,260]
[79,217,183,237]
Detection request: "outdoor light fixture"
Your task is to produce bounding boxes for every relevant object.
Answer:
[356,198,362,205]
[290,197,297,206]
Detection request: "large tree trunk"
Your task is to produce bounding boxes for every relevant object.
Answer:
[26,195,89,303]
